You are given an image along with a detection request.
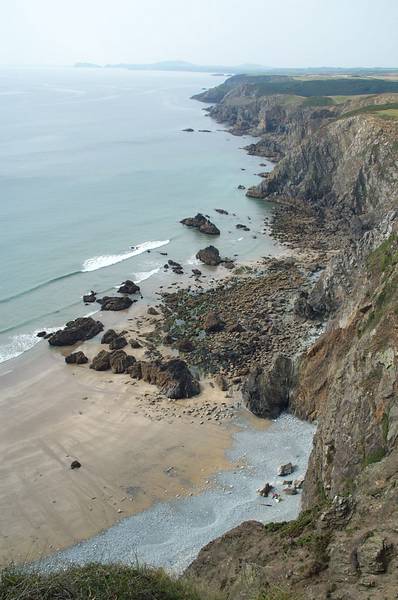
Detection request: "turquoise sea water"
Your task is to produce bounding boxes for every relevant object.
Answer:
[0,67,278,363]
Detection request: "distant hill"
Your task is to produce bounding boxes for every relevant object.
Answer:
[75,61,398,77]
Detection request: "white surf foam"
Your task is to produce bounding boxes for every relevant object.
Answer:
[133,268,160,284]
[0,328,58,364]
[82,240,170,272]
[186,254,201,266]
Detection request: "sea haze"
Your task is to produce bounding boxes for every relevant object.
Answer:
[0,67,279,363]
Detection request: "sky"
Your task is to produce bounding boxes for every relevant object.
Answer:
[0,0,397,68]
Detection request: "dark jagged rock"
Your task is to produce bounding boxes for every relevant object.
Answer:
[215,374,228,391]
[242,355,294,418]
[65,351,88,365]
[97,296,134,311]
[48,317,104,346]
[196,245,221,266]
[237,185,246,190]
[109,350,136,374]
[70,460,81,470]
[147,307,159,316]
[130,358,200,399]
[83,291,96,303]
[236,223,250,231]
[192,268,202,276]
[167,259,184,274]
[181,213,220,235]
[118,280,140,294]
[203,311,225,334]
[36,331,47,338]
[101,329,118,344]
[90,350,111,371]
[109,336,128,350]
[182,127,194,132]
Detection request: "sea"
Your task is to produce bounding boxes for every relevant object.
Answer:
[0,67,279,364]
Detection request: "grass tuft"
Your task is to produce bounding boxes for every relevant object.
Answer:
[0,563,223,600]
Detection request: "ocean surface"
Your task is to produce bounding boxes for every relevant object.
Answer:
[0,67,279,363]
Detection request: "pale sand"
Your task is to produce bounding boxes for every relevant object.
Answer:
[0,328,240,566]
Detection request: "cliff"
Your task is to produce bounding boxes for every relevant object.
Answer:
[187,79,398,599]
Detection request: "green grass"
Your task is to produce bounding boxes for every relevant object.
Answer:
[301,96,335,107]
[363,448,386,467]
[339,102,398,121]
[0,564,222,600]
[367,233,398,275]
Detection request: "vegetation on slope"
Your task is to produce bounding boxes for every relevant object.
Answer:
[193,75,398,102]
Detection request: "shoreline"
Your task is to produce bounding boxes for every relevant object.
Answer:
[0,87,324,569]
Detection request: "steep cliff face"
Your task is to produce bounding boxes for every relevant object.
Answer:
[187,83,398,598]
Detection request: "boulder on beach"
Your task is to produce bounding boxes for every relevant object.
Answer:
[203,311,225,334]
[109,335,128,350]
[118,280,140,295]
[130,358,200,399]
[97,296,134,311]
[48,317,104,346]
[182,128,194,132]
[192,268,202,277]
[65,351,88,365]
[109,350,136,374]
[36,331,47,338]
[242,354,295,419]
[215,208,228,215]
[101,329,118,344]
[90,350,111,371]
[278,462,294,476]
[236,223,250,231]
[196,245,221,266]
[181,213,220,236]
[70,460,81,470]
[147,306,159,316]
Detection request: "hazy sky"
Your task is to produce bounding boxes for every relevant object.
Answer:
[1,0,397,68]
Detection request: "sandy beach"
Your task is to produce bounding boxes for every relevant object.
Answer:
[0,302,246,565]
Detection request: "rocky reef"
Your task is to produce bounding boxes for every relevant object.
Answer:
[185,78,398,598]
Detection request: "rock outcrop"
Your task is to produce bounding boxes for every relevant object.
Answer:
[48,317,103,346]
[181,213,220,235]
[196,245,221,266]
[97,296,134,311]
[242,355,294,418]
[129,358,200,399]
[117,280,140,294]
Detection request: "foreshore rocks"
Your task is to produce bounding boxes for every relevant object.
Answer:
[129,358,200,399]
[90,349,135,373]
[97,296,134,311]
[109,335,128,350]
[196,245,221,266]
[48,317,104,346]
[181,213,220,235]
[117,280,140,294]
[242,355,295,418]
[65,351,88,365]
